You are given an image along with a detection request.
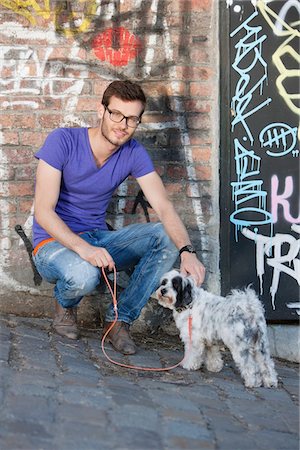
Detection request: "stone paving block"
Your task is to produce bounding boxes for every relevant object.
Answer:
[167,435,215,450]
[11,368,57,388]
[161,407,206,424]
[215,431,259,450]
[251,429,299,450]
[55,402,108,425]
[2,394,55,423]
[58,370,100,386]
[112,426,163,450]
[57,385,113,409]
[0,419,52,440]
[163,418,212,440]
[0,433,54,450]
[0,315,298,450]
[110,404,159,432]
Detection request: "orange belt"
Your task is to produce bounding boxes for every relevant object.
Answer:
[33,237,56,255]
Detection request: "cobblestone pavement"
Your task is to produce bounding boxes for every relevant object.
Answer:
[0,314,298,450]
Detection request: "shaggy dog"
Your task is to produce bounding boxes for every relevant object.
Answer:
[156,270,278,388]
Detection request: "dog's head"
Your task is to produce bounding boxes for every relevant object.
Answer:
[156,270,195,312]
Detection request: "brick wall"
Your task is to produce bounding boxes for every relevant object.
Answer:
[0,0,220,310]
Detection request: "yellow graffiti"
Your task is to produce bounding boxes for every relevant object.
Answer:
[0,0,97,35]
[257,0,300,137]
[55,0,97,37]
[0,0,50,25]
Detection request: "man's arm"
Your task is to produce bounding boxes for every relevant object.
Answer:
[137,171,205,285]
[34,159,115,270]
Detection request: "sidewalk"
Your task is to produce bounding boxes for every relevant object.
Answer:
[0,314,299,450]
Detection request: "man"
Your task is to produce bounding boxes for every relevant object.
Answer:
[33,80,205,355]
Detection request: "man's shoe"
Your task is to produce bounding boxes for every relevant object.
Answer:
[53,300,79,340]
[103,321,136,355]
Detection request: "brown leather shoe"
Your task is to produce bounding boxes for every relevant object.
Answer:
[53,300,79,340]
[103,321,136,355]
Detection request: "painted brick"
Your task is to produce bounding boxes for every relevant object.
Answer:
[21,132,48,147]
[0,0,218,303]
[2,131,19,145]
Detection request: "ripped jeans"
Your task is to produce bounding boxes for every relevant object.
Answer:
[33,223,178,324]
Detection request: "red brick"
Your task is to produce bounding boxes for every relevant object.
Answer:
[0,114,36,129]
[21,132,48,147]
[8,181,34,197]
[37,114,63,129]
[0,198,17,214]
[187,113,210,130]
[76,97,100,111]
[18,198,34,214]
[190,82,213,97]
[166,165,187,179]
[194,164,212,180]
[15,166,35,180]
[191,147,212,162]
[2,148,36,164]
[2,131,19,145]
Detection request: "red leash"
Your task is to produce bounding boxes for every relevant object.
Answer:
[101,267,192,372]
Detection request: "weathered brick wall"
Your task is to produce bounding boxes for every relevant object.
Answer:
[0,0,219,319]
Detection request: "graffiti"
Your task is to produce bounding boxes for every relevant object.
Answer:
[257,0,300,138]
[230,10,271,145]
[92,27,142,67]
[271,175,300,224]
[54,0,97,37]
[0,0,51,25]
[230,138,272,236]
[229,2,299,320]
[1,0,211,296]
[242,225,300,310]
[0,0,97,36]
[259,123,298,157]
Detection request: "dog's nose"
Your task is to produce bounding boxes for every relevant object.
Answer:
[160,288,167,296]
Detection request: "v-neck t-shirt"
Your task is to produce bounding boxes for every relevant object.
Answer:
[32,127,155,247]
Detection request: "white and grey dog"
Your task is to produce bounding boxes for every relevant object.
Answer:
[156,270,278,388]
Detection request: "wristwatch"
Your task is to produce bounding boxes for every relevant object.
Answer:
[179,245,196,256]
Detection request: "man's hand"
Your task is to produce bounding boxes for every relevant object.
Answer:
[78,244,115,272]
[180,253,205,286]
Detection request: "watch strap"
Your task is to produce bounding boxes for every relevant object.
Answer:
[179,245,196,256]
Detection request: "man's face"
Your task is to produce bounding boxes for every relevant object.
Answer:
[100,96,144,148]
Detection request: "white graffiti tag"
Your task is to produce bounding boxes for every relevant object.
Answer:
[242,225,300,310]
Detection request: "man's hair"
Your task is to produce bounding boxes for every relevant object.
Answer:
[102,80,146,114]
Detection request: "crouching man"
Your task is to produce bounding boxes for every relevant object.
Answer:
[32,80,205,355]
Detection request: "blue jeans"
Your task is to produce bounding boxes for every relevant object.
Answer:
[33,223,178,324]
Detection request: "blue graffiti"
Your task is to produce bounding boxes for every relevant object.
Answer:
[230,139,273,240]
[259,123,299,157]
[230,10,271,145]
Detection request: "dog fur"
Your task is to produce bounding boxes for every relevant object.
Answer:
[156,270,278,388]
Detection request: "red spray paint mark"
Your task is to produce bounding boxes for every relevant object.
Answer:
[92,27,142,67]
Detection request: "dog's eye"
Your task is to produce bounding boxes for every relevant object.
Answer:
[161,279,167,286]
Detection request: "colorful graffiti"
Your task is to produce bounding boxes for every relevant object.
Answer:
[257,0,300,137]
[0,0,213,296]
[229,1,299,318]
[92,27,142,67]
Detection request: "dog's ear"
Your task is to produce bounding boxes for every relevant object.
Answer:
[173,276,193,311]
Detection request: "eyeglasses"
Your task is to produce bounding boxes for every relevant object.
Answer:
[104,106,141,128]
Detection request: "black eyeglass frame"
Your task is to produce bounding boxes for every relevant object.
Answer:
[104,105,142,128]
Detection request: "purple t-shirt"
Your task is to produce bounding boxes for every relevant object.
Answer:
[33,127,154,247]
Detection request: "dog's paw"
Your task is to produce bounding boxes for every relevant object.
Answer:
[181,360,201,371]
[206,360,224,373]
[262,377,278,388]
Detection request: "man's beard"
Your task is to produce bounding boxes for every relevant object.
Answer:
[100,121,129,147]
